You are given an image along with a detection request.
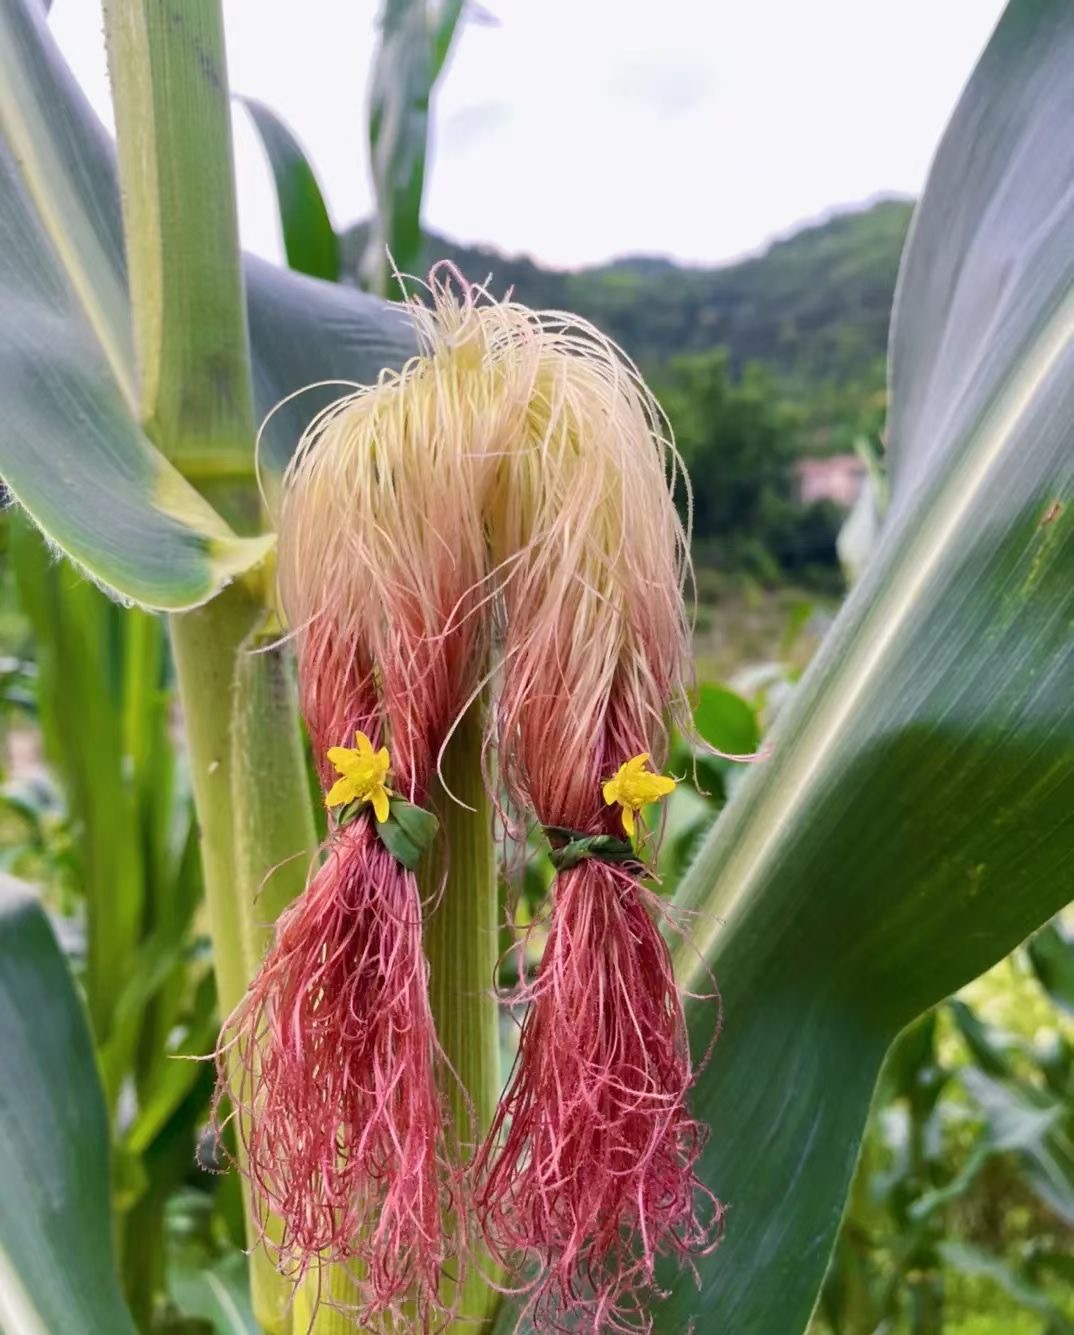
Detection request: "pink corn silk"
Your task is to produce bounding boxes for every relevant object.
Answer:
[222,825,451,1315]
[478,679,723,1331]
[477,862,722,1333]
[216,625,466,1329]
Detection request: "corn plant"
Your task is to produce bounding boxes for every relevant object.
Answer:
[0,0,1072,1332]
[4,513,220,1329]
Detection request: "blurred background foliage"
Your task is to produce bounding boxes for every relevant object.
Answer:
[1,0,1071,1330]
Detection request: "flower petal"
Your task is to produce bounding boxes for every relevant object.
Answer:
[602,779,620,806]
[327,746,361,778]
[649,775,677,797]
[620,805,635,838]
[624,752,650,774]
[325,776,356,807]
[371,787,391,823]
[354,730,375,756]
[375,747,390,769]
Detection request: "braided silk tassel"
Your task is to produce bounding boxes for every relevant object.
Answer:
[474,296,724,1331]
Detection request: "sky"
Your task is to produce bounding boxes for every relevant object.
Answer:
[50,0,1007,271]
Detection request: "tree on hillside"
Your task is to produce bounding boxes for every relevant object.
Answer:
[660,350,843,579]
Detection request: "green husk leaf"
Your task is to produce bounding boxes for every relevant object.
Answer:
[376,798,440,871]
[334,795,440,871]
[546,829,637,872]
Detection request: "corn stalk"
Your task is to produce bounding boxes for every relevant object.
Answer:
[100,3,498,1329]
[100,3,297,1325]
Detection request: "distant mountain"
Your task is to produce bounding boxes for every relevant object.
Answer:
[342,198,914,450]
[342,199,912,374]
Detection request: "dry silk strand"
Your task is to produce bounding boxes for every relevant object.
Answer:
[214,273,505,1330]
[213,266,723,1331]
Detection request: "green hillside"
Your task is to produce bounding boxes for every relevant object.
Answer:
[341,200,914,577]
[342,198,913,450]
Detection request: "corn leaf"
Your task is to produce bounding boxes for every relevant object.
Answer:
[0,0,131,397]
[0,0,413,604]
[239,95,340,282]
[0,129,272,608]
[493,7,1074,1324]
[0,877,138,1334]
[361,0,463,293]
[169,1255,260,1335]
[1029,921,1074,1016]
[9,517,145,1056]
[640,4,1074,1331]
[246,256,414,483]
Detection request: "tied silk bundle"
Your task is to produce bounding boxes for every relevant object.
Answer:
[215,283,500,1329]
[475,318,724,1330]
[216,269,724,1331]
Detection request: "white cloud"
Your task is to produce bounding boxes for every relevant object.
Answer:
[609,59,711,116]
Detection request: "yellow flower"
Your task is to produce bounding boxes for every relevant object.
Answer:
[325,731,392,823]
[602,752,676,838]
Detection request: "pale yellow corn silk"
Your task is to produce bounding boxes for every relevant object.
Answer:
[276,268,693,786]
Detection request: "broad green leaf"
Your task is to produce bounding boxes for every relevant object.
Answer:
[0,132,272,608]
[0,876,137,1334]
[246,255,414,483]
[0,0,275,609]
[692,682,761,756]
[628,4,1074,1332]
[0,0,131,399]
[239,96,340,282]
[0,0,413,602]
[879,1010,940,1103]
